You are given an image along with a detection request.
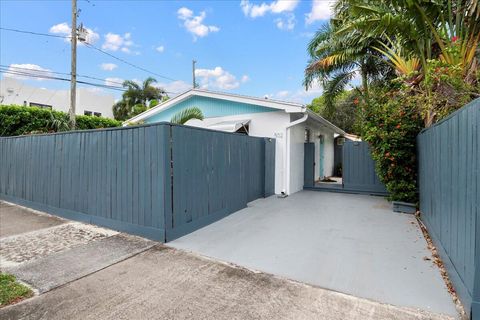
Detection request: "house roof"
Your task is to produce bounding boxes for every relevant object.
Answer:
[124,88,345,134]
[125,88,305,124]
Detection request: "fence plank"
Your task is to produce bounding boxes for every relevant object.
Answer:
[418,98,479,317]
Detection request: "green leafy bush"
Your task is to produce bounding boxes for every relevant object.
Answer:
[0,105,121,136]
[361,87,423,203]
[75,115,122,130]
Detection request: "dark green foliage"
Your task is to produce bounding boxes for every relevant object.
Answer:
[113,77,168,121]
[307,90,362,134]
[361,87,423,202]
[0,105,121,136]
[75,114,122,130]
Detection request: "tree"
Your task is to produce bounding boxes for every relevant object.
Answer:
[112,77,168,121]
[170,107,204,125]
[308,90,362,134]
[304,5,394,118]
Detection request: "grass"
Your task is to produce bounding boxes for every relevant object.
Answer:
[0,273,33,307]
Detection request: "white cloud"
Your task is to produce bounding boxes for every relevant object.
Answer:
[266,80,324,103]
[305,0,334,24]
[275,13,296,30]
[195,66,245,90]
[49,22,100,44]
[240,0,299,18]
[156,45,165,53]
[177,7,219,40]
[102,32,136,54]
[241,75,250,83]
[3,64,53,81]
[104,77,124,87]
[155,80,192,96]
[100,63,117,71]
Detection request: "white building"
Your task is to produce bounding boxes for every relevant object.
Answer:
[0,78,115,118]
[126,89,345,195]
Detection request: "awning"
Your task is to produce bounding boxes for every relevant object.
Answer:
[207,119,250,133]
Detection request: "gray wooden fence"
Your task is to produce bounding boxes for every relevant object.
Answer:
[342,141,387,194]
[417,98,479,318]
[0,123,275,242]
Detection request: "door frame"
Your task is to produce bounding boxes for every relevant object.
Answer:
[319,135,325,179]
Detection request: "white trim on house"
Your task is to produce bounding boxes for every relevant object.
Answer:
[124,88,310,125]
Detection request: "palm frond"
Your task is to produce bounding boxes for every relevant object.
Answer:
[170,107,204,125]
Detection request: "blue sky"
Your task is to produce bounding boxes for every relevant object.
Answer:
[0,0,334,103]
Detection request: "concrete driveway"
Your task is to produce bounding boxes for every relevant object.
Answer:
[169,191,459,317]
[0,199,457,319]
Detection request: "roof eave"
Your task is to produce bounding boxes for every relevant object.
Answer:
[306,109,346,135]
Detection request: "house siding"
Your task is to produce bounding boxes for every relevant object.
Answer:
[144,96,277,123]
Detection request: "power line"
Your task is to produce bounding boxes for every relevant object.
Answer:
[0,69,126,92]
[0,26,181,83]
[0,27,69,39]
[1,64,180,94]
[83,42,178,82]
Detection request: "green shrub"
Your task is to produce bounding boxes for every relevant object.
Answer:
[361,87,423,203]
[0,105,121,136]
[75,115,121,130]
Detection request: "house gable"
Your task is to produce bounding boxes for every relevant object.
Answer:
[144,95,278,123]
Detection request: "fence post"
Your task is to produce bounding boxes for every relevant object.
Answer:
[264,138,275,197]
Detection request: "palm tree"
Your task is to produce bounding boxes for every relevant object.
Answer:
[112,77,168,121]
[170,107,204,125]
[304,4,393,118]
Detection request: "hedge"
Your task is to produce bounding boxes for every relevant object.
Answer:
[0,105,121,136]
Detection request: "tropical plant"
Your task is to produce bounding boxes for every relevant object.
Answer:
[304,4,394,118]
[170,107,204,125]
[47,112,70,132]
[373,37,421,77]
[112,77,168,121]
[305,0,480,201]
[360,86,423,202]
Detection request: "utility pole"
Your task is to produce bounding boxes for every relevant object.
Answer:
[69,0,77,129]
[192,59,197,89]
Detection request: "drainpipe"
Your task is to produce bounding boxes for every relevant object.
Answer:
[282,113,308,196]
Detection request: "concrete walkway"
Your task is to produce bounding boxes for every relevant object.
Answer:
[0,201,154,292]
[169,191,459,317]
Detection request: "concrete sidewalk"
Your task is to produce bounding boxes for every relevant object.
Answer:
[0,246,453,320]
[0,201,154,293]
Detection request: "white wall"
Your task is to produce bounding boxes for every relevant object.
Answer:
[0,78,115,118]
[288,118,335,194]
[187,111,291,195]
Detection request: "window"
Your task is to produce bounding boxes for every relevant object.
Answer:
[29,102,52,109]
[84,111,92,116]
[94,112,101,117]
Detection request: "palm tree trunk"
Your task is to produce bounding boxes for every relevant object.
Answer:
[360,62,369,103]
